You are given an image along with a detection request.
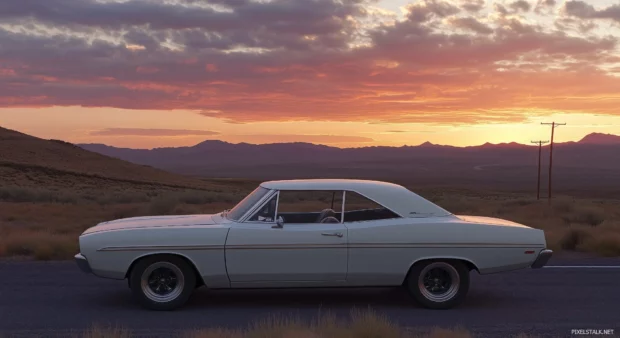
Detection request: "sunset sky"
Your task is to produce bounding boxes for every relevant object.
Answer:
[1,0,620,148]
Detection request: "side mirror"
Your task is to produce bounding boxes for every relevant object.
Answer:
[272,216,284,229]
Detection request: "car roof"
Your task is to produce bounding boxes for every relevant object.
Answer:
[260,179,452,218]
[261,179,404,192]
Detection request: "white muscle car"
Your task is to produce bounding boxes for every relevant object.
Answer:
[75,179,552,310]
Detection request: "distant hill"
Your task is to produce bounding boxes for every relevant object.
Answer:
[78,133,620,197]
[578,133,620,145]
[0,127,234,192]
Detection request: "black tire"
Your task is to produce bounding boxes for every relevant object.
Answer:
[129,255,196,311]
[405,260,470,309]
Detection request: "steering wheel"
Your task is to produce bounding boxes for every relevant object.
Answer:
[320,216,340,224]
[316,208,336,223]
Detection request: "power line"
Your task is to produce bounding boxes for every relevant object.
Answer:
[531,140,549,200]
[541,122,566,204]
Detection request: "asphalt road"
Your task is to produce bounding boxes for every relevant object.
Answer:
[1,255,619,337]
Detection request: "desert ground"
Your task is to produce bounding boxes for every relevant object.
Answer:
[2,178,620,260]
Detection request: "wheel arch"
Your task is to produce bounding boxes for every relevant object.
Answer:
[401,256,479,285]
[125,252,206,288]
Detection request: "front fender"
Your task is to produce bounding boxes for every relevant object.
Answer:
[78,226,231,288]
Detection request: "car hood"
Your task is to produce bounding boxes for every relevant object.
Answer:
[83,214,219,235]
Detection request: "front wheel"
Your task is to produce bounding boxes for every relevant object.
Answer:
[129,255,196,311]
[405,260,470,309]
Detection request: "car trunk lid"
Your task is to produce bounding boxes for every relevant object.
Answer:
[456,215,532,229]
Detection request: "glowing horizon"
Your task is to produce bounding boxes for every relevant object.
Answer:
[2,107,618,149]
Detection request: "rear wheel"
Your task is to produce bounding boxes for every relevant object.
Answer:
[405,260,470,309]
[129,255,196,311]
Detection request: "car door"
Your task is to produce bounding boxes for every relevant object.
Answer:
[225,190,348,285]
[342,190,405,286]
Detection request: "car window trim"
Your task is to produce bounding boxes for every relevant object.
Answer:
[274,190,281,222]
[341,190,346,223]
[247,189,347,226]
[240,188,402,225]
[277,190,346,224]
[238,188,278,223]
[343,189,403,222]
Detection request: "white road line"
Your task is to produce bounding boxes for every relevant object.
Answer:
[544,266,620,268]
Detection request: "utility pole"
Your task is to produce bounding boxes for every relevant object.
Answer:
[531,140,549,200]
[541,122,566,204]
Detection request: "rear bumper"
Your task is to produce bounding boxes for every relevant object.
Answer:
[75,253,92,274]
[531,249,553,269]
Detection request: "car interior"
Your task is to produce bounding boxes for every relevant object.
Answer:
[247,191,401,224]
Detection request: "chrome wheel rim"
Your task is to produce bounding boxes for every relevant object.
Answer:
[417,262,459,303]
[140,262,184,303]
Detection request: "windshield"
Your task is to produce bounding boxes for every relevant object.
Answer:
[226,186,271,221]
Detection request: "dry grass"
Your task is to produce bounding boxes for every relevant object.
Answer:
[427,191,620,256]
[78,325,132,338]
[0,186,251,260]
[1,182,619,260]
[66,310,489,338]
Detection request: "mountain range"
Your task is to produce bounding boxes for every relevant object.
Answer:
[78,132,620,196]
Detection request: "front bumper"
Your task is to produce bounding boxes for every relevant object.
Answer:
[75,253,92,274]
[531,249,553,269]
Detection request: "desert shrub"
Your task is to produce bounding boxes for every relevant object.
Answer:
[575,223,620,256]
[80,325,132,338]
[94,192,150,205]
[0,186,79,204]
[0,186,37,202]
[81,310,482,338]
[33,240,78,260]
[578,234,620,257]
[51,225,78,235]
[1,230,77,260]
[559,227,591,250]
[170,204,204,215]
[3,215,17,222]
[176,191,217,205]
[182,309,405,338]
[428,195,442,203]
[345,308,403,338]
[502,199,536,207]
[571,206,606,226]
[552,198,574,213]
[434,197,479,214]
[111,205,145,220]
[182,329,242,338]
[4,240,33,256]
[149,196,178,215]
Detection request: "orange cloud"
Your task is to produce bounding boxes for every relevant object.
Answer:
[90,128,220,137]
[0,0,619,126]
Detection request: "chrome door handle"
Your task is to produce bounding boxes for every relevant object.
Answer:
[321,232,343,238]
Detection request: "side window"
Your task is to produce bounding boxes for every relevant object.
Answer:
[247,194,277,222]
[276,190,344,224]
[344,191,400,222]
